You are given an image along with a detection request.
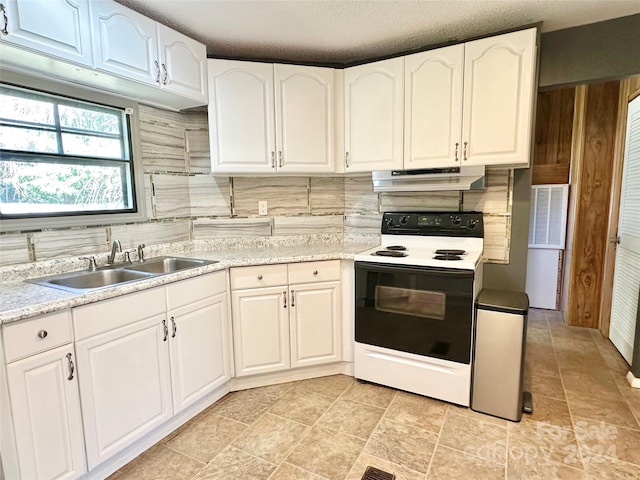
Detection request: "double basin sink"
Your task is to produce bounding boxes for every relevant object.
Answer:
[28,256,219,293]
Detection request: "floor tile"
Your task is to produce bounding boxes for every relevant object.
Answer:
[248,381,299,398]
[526,353,560,378]
[521,394,572,428]
[346,452,424,480]
[339,380,396,408]
[192,446,276,479]
[270,388,334,426]
[526,327,552,345]
[294,374,354,400]
[560,369,621,400]
[447,403,509,427]
[427,445,505,479]
[166,412,248,463]
[287,425,365,480]
[384,390,447,434]
[573,417,640,466]
[232,413,308,464]
[525,372,565,400]
[364,417,437,474]
[318,398,385,439]
[439,411,507,464]
[566,392,639,430]
[583,457,640,479]
[507,456,587,479]
[508,420,582,468]
[549,324,594,342]
[117,444,204,480]
[269,462,324,480]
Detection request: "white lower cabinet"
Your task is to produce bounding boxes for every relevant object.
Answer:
[230,261,341,377]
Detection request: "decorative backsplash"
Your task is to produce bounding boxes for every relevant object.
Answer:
[0,105,512,267]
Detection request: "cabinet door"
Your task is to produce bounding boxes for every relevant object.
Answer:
[208,59,275,173]
[157,24,207,102]
[404,45,464,169]
[344,57,404,172]
[7,344,86,480]
[462,28,537,166]
[89,0,158,85]
[231,286,290,376]
[168,292,230,413]
[76,314,172,469]
[1,0,91,65]
[275,64,334,173]
[290,281,341,368]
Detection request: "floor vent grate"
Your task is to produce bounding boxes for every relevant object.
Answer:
[361,466,396,480]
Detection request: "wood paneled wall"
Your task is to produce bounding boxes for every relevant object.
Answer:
[565,81,620,328]
[532,88,575,184]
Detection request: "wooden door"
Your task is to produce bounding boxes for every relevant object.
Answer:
[208,59,275,173]
[462,28,536,166]
[231,286,290,376]
[344,57,404,172]
[404,45,464,168]
[275,64,334,173]
[7,344,86,480]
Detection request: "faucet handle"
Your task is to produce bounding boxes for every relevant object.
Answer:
[137,243,146,262]
[79,256,98,271]
[123,249,136,263]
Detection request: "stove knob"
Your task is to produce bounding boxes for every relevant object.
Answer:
[400,215,410,225]
[467,219,477,229]
[451,215,462,226]
[384,217,393,226]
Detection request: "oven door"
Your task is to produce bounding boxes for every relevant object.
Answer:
[355,261,475,364]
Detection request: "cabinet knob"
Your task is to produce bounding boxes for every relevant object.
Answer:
[37,330,48,339]
[313,270,318,275]
[258,274,263,280]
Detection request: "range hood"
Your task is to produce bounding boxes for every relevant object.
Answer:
[372,165,485,192]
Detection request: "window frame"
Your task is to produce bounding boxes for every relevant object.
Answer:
[0,71,147,232]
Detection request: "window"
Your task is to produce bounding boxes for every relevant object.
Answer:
[0,84,138,222]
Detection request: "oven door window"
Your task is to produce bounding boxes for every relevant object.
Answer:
[375,286,446,320]
[355,261,475,364]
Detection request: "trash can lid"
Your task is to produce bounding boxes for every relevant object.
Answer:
[476,288,529,315]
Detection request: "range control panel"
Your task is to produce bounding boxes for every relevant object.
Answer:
[381,211,484,237]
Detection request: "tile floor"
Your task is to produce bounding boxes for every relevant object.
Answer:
[107,309,640,479]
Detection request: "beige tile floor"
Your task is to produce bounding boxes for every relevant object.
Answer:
[107,309,640,479]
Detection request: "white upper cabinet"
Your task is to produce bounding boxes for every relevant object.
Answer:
[208,60,334,174]
[0,0,92,65]
[343,57,404,172]
[462,28,537,166]
[404,45,464,169]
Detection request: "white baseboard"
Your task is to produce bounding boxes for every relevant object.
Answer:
[626,371,640,389]
[230,362,353,391]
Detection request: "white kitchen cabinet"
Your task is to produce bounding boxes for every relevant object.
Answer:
[0,0,92,66]
[208,59,334,173]
[6,343,86,480]
[343,57,404,172]
[90,0,207,102]
[230,261,341,377]
[404,45,464,169]
[461,28,537,166]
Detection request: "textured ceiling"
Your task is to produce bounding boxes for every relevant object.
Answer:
[116,0,640,64]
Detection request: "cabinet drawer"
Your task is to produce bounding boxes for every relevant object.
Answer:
[3,310,73,363]
[230,264,288,290]
[288,260,340,285]
[73,287,166,341]
[166,271,227,310]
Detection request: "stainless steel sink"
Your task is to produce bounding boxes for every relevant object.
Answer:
[27,256,218,293]
[123,256,217,274]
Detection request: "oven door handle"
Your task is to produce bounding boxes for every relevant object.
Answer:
[355,261,475,278]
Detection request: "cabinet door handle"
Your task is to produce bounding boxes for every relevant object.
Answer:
[283,290,287,308]
[278,150,283,168]
[0,4,8,35]
[345,151,350,168]
[161,63,168,85]
[162,319,168,342]
[171,316,177,338]
[154,60,161,84]
[291,290,295,307]
[463,141,468,161]
[37,329,48,339]
[66,353,75,381]
[454,142,459,162]
[270,151,275,168]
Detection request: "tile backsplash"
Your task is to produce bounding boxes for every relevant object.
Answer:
[0,105,513,267]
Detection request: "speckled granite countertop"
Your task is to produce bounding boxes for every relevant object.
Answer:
[0,241,376,326]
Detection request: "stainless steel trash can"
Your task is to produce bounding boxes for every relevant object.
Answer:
[471,288,529,421]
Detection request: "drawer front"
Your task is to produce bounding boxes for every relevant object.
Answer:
[166,271,227,310]
[230,264,288,290]
[3,310,73,362]
[73,287,166,341]
[288,260,341,285]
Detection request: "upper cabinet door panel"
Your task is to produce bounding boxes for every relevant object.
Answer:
[208,59,275,173]
[89,1,157,85]
[275,64,334,173]
[462,28,537,166]
[404,44,464,169]
[157,24,207,101]
[2,0,92,65]
[344,57,404,172]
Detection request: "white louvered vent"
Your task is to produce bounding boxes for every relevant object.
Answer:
[528,184,569,249]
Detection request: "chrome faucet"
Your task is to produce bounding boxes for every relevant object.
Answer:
[107,239,122,264]
[137,243,146,262]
